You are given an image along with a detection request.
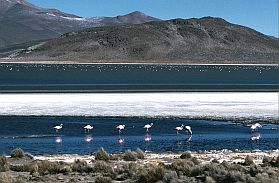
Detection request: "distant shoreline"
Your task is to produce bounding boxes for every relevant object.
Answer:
[0,60,278,66]
[0,88,278,93]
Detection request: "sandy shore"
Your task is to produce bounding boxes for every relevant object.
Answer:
[34,149,279,165]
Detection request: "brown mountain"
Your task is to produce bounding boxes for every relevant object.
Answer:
[18,17,279,64]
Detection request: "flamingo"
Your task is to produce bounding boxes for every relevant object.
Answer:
[116,124,125,134]
[84,125,93,133]
[175,124,184,134]
[143,123,153,132]
[250,123,262,131]
[185,125,192,135]
[53,124,63,132]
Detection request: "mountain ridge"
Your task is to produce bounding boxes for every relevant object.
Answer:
[16,16,278,64]
[0,0,159,48]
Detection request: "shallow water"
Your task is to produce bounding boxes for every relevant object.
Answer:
[0,116,278,155]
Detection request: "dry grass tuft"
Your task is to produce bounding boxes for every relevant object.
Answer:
[11,149,24,159]
[95,148,110,161]
[0,156,9,172]
[123,150,137,161]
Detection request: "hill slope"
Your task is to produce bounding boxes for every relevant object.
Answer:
[19,17,279,63]
[0,0,159,48]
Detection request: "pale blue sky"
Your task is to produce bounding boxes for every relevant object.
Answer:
[29,0,278,37]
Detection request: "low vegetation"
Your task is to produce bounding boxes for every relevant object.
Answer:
[123,150,137,161]
[135,148,145,160]
[180,151,192,159]
[71,159,92,173]
[95,176,112,183]
[0,156,9,172]
[1,148,279,183]
[95,147,110,161]
[10,148,24,159]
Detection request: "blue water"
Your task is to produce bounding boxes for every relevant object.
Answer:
[0,116,278,155]
[0,64,278,92]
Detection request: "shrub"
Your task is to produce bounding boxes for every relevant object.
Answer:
[180,152,192,159]
[29,163,39,176]
[123,150,137,161]
[249,165,261,177]
[95,148,110,161]
[0,173,13,183]
[169,160,194,176]
[190,165,203,177]
[115,163,137,180]
[24,153,34,160]
[221,160,229,168]
[0,156,9,172]
[205,176,216,183]
[212,159,219,163]
[135,148,145,159]
[0,172,23,183]
[71,159,92,173]
[244,156,254,166]
[228,163,246,172]
[109,154,120,161]
[136,166,165,183]
[203,163,227,182]
[163,171,178,183]
[190,157,200,165]
[9,163,37,173]
[94,161,115,178]
[246,176,257,183]
[37,161,69,175]
[95,176,112,183]
[275,156,279,167]
[223,170,246,183]
[11,148,24,159]
[132,166,148,181]
[262,156,271,166]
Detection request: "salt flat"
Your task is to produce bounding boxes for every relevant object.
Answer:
[0,92,277,121]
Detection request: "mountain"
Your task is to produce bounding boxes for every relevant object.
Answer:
[269,35,279,40]
[0,0,159,49]
[18,17,279,63]
[86,11,160,26]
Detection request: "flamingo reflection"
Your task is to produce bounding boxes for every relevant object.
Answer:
[84,135,93,142]
[144,134,152,142]
[251,133,261,141]
[54,136,62,144]
[117,137,125,144]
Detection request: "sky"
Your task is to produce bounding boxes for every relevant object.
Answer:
[28,0,278,37]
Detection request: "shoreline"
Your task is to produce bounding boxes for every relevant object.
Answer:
[0,60,278,66]
[33,149,279,165]
[0,114,278,124]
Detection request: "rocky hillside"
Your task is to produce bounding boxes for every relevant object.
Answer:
[19,17,279,63]
[0,0,159,49]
